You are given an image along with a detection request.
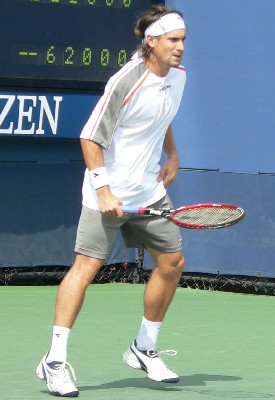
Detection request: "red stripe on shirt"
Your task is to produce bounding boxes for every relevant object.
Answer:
[121,70,151,108]
[88,60,142,140]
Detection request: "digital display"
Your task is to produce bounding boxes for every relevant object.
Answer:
[0,0,160,91]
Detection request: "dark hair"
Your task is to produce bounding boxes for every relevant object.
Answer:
[134,4,185,60]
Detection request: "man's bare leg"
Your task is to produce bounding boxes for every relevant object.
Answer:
[54,254,106,328]
[143,248,184,322]
[123,249,184,382]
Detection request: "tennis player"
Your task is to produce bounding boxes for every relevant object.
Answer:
[36,4,187,397]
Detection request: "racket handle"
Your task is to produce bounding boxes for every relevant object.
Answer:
[121,206,140,214]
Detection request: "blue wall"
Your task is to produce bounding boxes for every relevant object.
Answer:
[168,0,275,173]
[1,0,275,277]
[148,0,275,278]
[0,139,137,267]
[144,170,275,278]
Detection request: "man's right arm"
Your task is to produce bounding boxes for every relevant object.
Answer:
[80,138,123,217]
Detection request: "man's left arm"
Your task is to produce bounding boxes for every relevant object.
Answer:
[157,125,180,186]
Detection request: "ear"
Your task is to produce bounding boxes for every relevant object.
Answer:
[146,34,155,49]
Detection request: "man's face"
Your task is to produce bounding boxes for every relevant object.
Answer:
[149,29,186,69]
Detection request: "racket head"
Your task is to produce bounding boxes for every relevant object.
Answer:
[168,203,245,229]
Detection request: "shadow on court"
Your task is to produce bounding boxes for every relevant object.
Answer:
[73,375,274,399]
[77,373,241,392]
[69,375,274,398]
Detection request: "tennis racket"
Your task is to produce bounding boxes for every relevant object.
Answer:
[121,203,245,229]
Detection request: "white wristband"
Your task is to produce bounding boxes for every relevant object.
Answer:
[89,167,110,190]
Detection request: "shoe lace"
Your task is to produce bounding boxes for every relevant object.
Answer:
[145,349,177,373]
[146,349,177,358]
[55,362,77,383]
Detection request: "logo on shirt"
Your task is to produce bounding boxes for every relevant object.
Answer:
[159,85,171,92]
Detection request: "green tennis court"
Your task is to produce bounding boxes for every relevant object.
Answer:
[1,284,274,400]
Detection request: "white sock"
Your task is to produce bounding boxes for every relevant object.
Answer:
[46,326,71,363]
[136,317,162,351]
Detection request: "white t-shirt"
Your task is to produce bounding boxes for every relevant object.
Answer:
[80,57,186,210]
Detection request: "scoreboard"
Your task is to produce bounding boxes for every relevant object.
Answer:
[0,0,161,138]
[0,0,160,91]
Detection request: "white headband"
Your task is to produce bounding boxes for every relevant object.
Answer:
[144,13,185,39]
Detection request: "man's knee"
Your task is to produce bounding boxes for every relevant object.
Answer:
[171,253,184,274]
[70,254,105,285]
[157,252,184,280]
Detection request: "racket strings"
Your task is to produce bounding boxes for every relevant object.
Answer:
[173,207,242,227]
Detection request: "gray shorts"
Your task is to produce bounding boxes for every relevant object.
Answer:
[75,195,183,260]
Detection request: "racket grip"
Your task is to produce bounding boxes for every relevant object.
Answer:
[121,206,139,214]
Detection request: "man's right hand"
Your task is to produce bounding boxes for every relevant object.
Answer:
[96,186,123,217]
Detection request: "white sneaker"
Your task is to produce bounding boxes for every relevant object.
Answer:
[123,340,179,383]
[36,353,79,397]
